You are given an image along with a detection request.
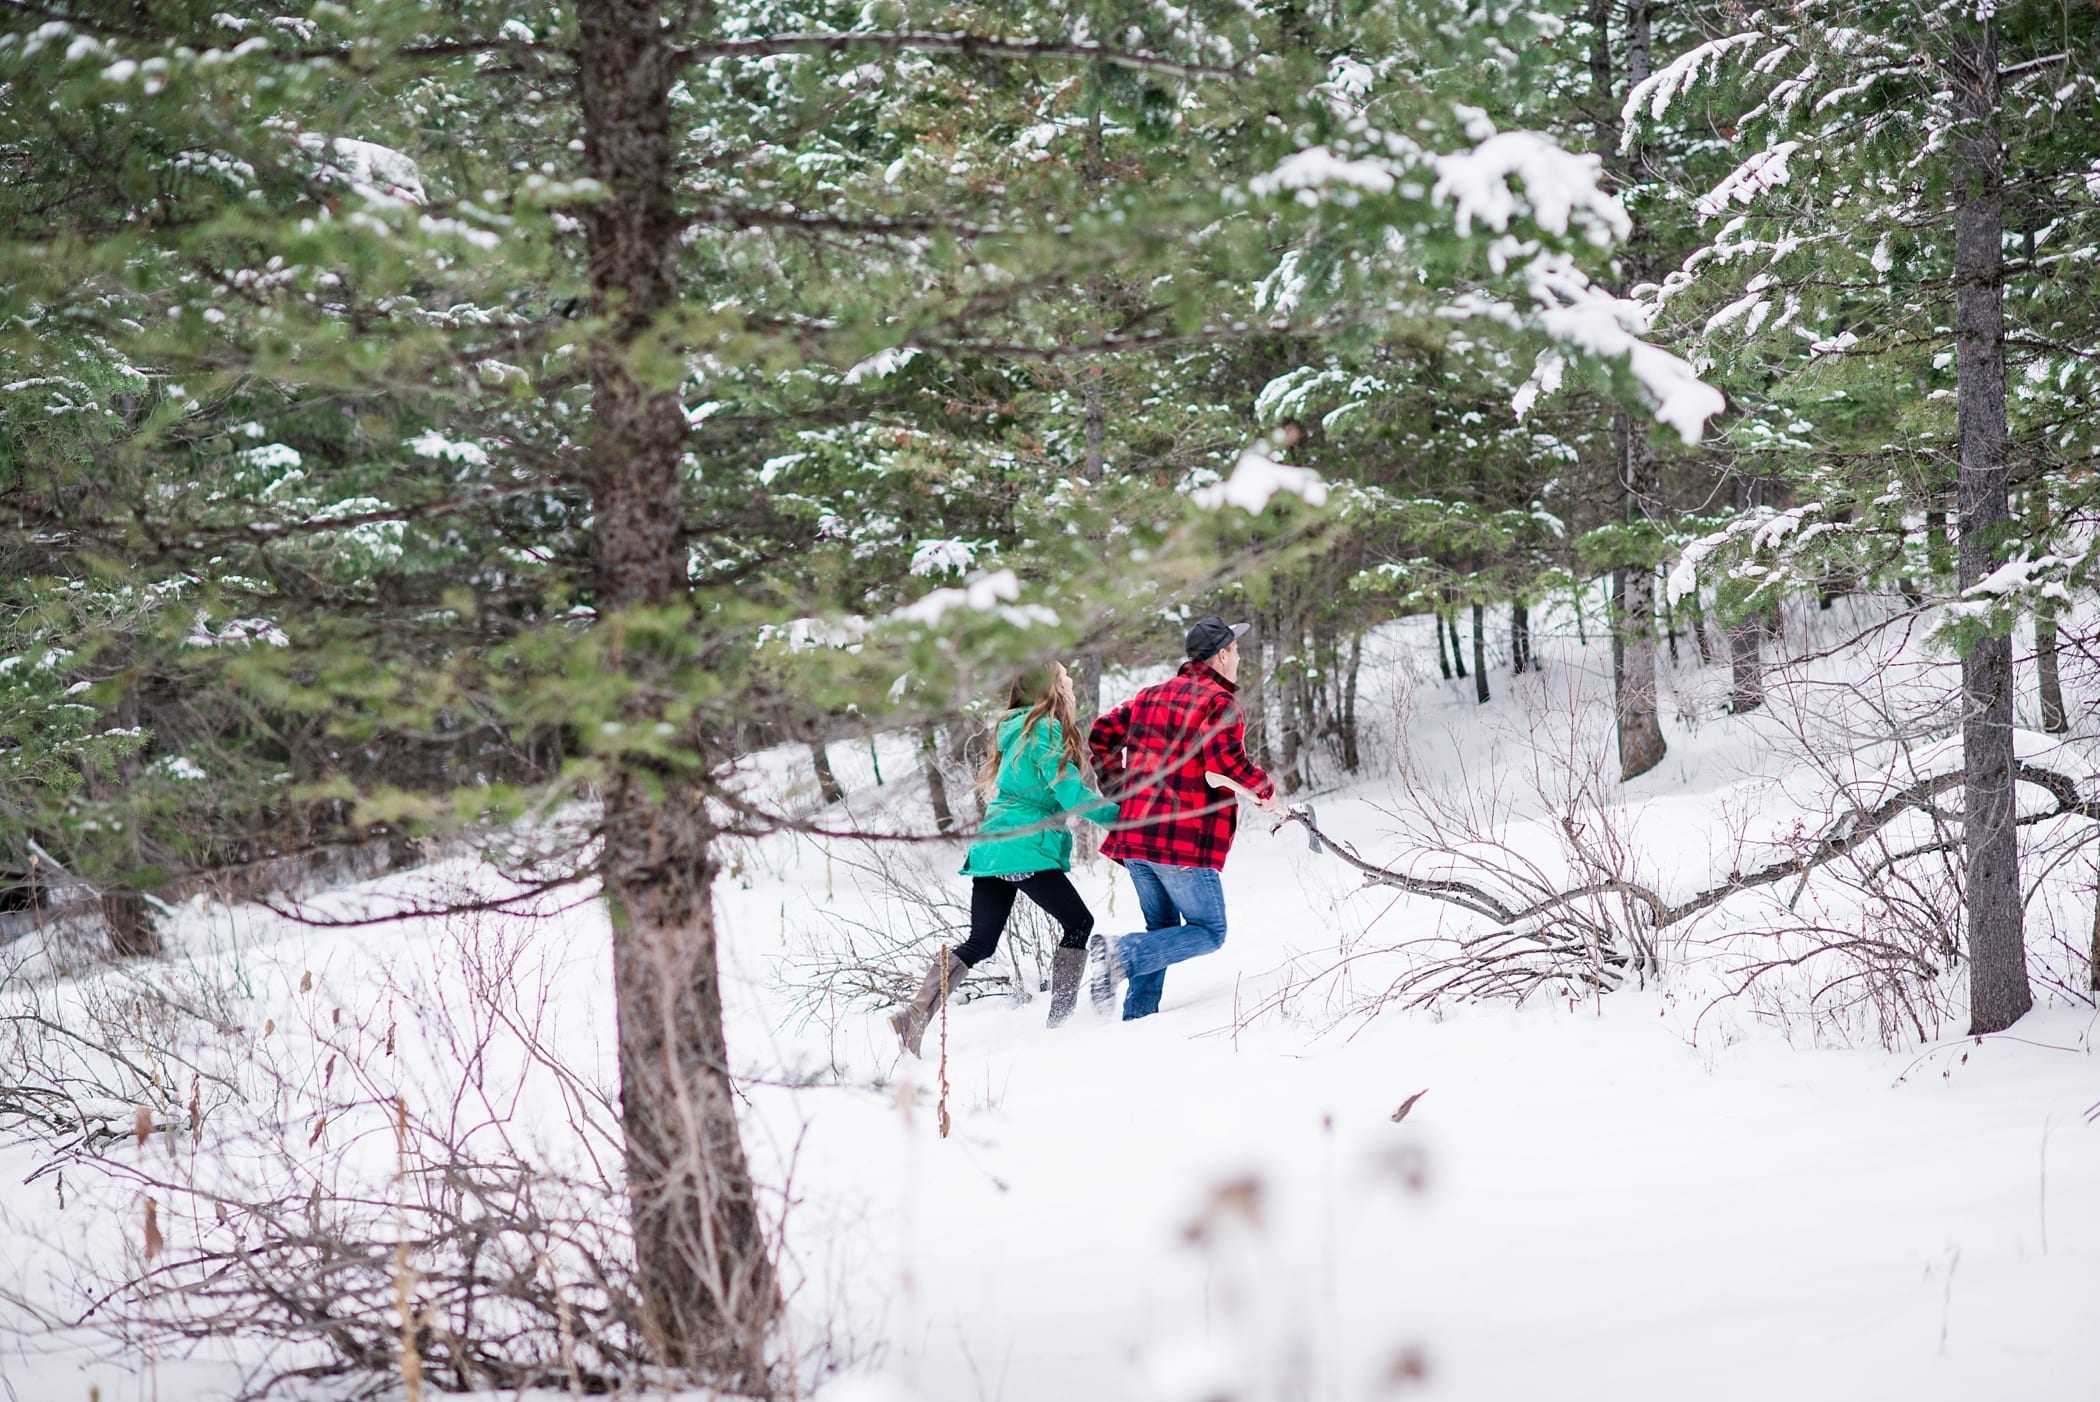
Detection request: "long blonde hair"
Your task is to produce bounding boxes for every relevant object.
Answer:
[973,664,1084,800]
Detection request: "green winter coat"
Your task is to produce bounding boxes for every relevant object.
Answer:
[960,710,1120,877]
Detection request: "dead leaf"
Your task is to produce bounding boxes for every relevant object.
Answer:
[1390,1088,1429,1124]
[133,1105,152,1148]
[143,1197,163,1263]
[1182,1173,1265,1244]
[187,1074,202,1137]
[1382,1344,1431,1389]
[264,1018,275,1036]
[309,1114,327,1147]
[299,970,313,993]
[323,1053,337,1088]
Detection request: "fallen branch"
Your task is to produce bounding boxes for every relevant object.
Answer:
[1280,761,2100,934]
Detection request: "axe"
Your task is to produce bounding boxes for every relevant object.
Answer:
[1204,770,1323,854]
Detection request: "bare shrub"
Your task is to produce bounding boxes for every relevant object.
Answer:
[0,864,838,1399]
[785,838,1063,1014]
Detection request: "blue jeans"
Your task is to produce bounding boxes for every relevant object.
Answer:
[1116,859,1228,1020]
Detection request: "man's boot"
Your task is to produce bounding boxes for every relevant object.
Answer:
[1045,944,1087,1028]
[889,949,968,1058]
[1086,932,1126,1013]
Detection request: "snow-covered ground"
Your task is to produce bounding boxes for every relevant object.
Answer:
[4,601,2097,1401]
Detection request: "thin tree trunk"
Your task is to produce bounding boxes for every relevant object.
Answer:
[1611,416,1667,779]
[2037,611,2068,735]
[1277,614,1304,794]
[1593,6,1665,781]
[1076,104,1107,720]
[921,725,954,834]
[1951,15,2030,1035]
[1727,476,1768,713]
[1433,609,1454,680]
[2091,861,2100,992]
[1728,621,1765,714]
[1339,631,1362,771]
[1927,505,1951,580]
[1510,598,1531,675]
[1445,604,1467,678]
[809,742,843,805]
[1471,601,1490,704]
[578,0,776,1380]
[84,663,160,958]
[1687,588,1714,666]
[1243,616,1269,766]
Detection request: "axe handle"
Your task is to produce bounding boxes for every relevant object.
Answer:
[1204,770,1269,804]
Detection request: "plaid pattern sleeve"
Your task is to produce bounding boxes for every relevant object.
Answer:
[1096,660,1274,871]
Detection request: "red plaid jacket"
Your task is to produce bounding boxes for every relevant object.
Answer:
[1088,660,1275,870]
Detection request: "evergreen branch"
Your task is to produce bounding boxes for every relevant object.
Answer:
[288,38,568,66]
[682,205,1007,240]
[672,31,1240,80]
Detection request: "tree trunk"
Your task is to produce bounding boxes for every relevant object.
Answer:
[809,742,843,805]
[1610,415,1667,780]
[2036,612,2068,735]
[1593,8,1665,782]
[1242,616,1269,766]
[84,667,161,959]
[1339,630,1362,771]
[2091,860,2100,992]
[921,725,954,834]
[1432,609,1454,680]
[1076,104,1107,721]
[1510,598,1531,675]
[577,0,777,1381]
[1728,620,1765,714]
[1687,588,1714,666]
[1471,600,1490,704]
[1951,16,2030,1035]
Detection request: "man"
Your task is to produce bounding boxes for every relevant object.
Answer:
[1086,616,1281,1020]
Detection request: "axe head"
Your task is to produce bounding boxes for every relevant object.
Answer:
[1294,803,1322,853]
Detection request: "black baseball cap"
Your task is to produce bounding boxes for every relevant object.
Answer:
[1185,616,1251,661]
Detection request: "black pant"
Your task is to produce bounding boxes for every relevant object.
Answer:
[953,872,1096,967]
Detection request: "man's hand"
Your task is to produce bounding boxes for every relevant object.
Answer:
[1257,791,1285,817]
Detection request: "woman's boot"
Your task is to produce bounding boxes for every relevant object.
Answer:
[1045,944,1087,1028]
[889,949,967,1057]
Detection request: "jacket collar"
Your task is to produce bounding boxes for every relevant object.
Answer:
[1177,657,1236,694]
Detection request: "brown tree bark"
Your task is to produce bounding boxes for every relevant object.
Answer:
[1338,630,1362,771]
[1728,618,1766,715]
[922,725,955,834]
[577,0,777,1383]
[1593,2,1665,781]
[1950,16,2031,1035]
[809,741,843,805]
[1242,615,1269,766]
[1610,413,1667,779]
[2036,611,2068,735]
[1686,587,1714,667]
[2091,864,2100,993]
[1471,600,1490,704]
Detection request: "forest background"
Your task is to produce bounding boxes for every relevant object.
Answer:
[2,0,2098,1396]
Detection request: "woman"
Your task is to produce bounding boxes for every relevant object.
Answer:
[890,661,1120,1056]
